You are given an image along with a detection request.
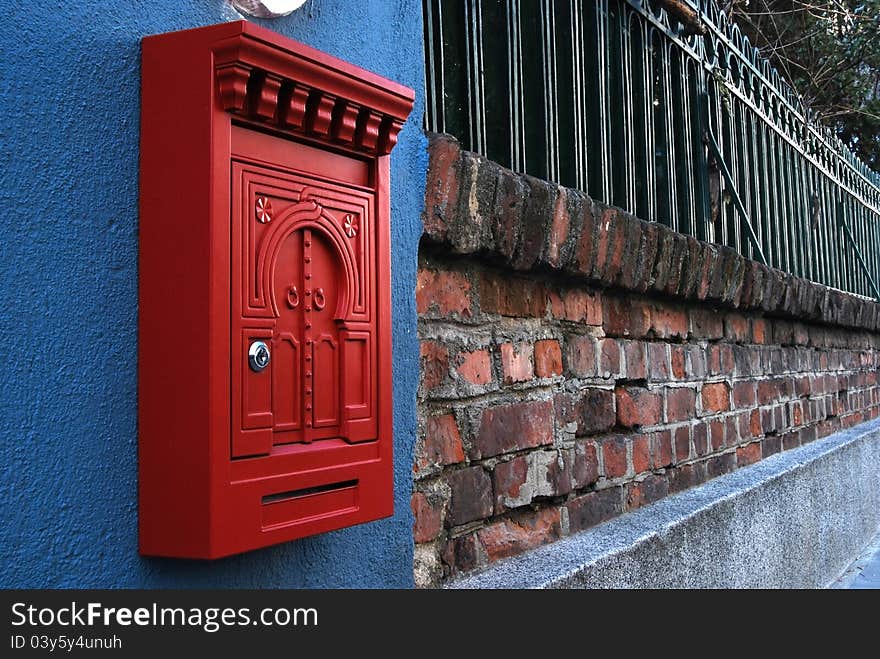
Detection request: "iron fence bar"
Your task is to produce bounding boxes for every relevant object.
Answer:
[838,205,880,301]
[706,127,768,266]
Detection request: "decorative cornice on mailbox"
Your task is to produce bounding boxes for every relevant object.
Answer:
[213,22,414,156]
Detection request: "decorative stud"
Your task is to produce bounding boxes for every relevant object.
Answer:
[255,196,273,223]
[343,213,359,238]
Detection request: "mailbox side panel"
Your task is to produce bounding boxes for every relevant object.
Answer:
[138,30,219,557]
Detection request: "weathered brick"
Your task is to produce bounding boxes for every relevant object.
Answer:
[477,507,561,562]
[580,388,616,435]
[652,429,674,468]
[571,441,600,489]
[623,340,648,380]
[534,339,563,378]
[725,313,751,343]
[632,433,651,474]
[500,341,534,384]
[479,272,547,317]
[474,399,554,459]
[708,418,725,451]
[690,308,724,339]
[420,340,449,393]
[543,186,571,269]
[448,534,485,573]
[685,344,708,379]
[693,421,710,456]
[616,386,663,428]
[423,133,461,242]
[706,452,736,478]
[701,382,731,414]
[603,295,651,338]
[650,305,688,340]
[566,487,624,533]
[455,349,493,385]
[570,200,596,276]
[412,491,444,543]
[447,466,493,526]
[670,345,686,380]
[418,414,466,473]
[555,288,603,325]
[732,381,756,409]
[492,455,530,512]
[490,167,527,263]
[565,335,597,377]
[781,431,801,452]
[514,176,557,271]
[626,474,669,510]
[666,386,697,423]
[762,434,782,456]
[416,268,472,319]
[599,338,622,379]
[736,441,762,467]
[648,343,670,381]
[601,435,628,478]
[674,425,691,462]
[752,318,768,344]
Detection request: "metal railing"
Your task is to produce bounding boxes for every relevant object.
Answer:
[423,0,880,299]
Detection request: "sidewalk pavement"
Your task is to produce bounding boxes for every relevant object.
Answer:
[830,529,880,589]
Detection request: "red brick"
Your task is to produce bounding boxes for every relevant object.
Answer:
[648,343,670,381]
[500,342,534,384]
[476,507,561,562]
[736,441,762,467]
[632,434,651,474]
[545,187,570,268]
[447,466,493,526]
[418,414,466,473]
[752,318,768,344]
[724,313,751,343]
[416,268,472,318]
[622,340,647,380]
[670,345,686,379]
[666,386,697,423]
[558,288,603,325]
[603,296,651,338]
[749,409,762,437]
[580,388,616,435]
[599,338,622,378]
[690,308,724,339]
[565,335,597,377]
[474,399,554,459]
[534,339,563,378]
[757,379,778,404]
[571,441,600,489]
[479,272,547,317]
[601,436,628,478]
[650,305,688,339]
[616,385,662,428]
[492,455,530,512]
[456,349,493,385]
[732,381,756,409]
[447,534,484,573]
[423,134,460,241]
[693,421,710,456]
[701,382,731,413]
[626,474,669,510]
[709,418,725,451]
[566,487,624,533]
[412,492,443,543]
[674,425,691,462]
[420,340,449,392]
[652,429,674,468]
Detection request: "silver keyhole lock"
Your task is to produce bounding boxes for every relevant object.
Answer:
[248,341,271,372]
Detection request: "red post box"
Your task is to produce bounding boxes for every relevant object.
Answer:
[138,21,413,558]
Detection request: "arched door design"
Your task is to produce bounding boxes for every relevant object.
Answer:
[232,164,377,458]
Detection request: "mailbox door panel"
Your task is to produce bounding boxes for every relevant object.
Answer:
[231,159,378,458]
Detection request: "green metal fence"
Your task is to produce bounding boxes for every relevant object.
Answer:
[423,0,880,300]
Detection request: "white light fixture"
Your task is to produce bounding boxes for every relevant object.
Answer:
[231,0,308,18]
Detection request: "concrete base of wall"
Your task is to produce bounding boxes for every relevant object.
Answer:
[447,418,880,588]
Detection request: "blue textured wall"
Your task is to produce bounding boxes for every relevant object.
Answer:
[0,0,426,587]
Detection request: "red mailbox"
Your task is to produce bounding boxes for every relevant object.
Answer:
[138,21,413,558]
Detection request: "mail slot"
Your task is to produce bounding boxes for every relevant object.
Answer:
[138,21,413,558]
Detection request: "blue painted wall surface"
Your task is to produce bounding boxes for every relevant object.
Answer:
[0,1,426,587]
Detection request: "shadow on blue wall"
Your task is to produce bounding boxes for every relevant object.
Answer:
[0,0,426,588]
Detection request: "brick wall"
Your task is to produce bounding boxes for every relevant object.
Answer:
[412,133,880,588]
